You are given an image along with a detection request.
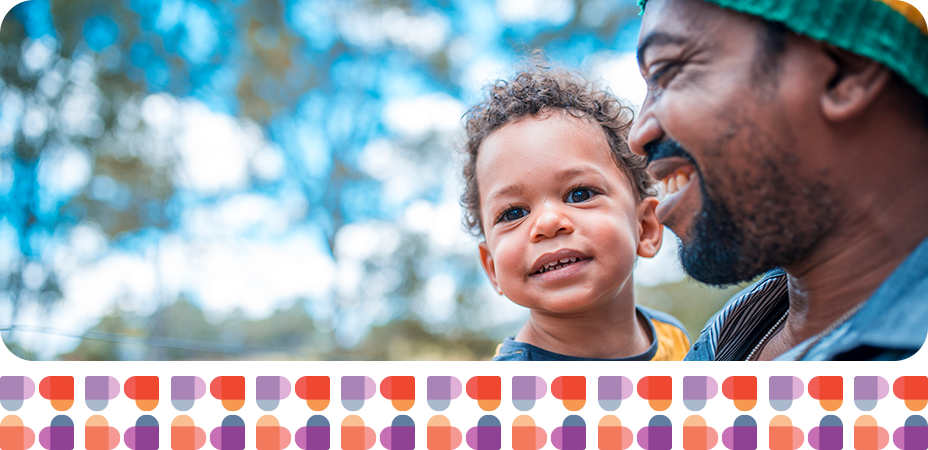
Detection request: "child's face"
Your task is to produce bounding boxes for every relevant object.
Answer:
[476,112,660,314]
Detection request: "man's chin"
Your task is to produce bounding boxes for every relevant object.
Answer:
[675,206,769,287]
[678,237,768,287]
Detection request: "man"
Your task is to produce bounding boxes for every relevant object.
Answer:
[630,0,928,360]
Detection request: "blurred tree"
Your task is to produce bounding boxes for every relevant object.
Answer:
[59,308,145,361]
[0,334,35,361]
[1,0,743,360]
[354,318,500,361]
[59,296,502,360]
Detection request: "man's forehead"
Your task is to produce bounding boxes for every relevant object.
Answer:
[637,0,704,66]
[637,0,760,65]
[639,0,722,39]
[641,0,928,99]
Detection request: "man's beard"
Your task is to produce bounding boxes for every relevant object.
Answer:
[682,181,761,285]
[648,140,837,287]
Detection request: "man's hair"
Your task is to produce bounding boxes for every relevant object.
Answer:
[921,91,928,129]
[751,19,789,98]
[759,21,788,62]
[461,65,656,237]
[755,19,928,130]
[752,20,788,90]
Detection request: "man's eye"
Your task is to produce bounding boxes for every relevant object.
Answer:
[499,207,528,223]
[649,63,680,88]
[567,188,593,203]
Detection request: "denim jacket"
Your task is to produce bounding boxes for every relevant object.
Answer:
[685,236,928,361]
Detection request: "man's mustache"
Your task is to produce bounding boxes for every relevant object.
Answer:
[644,139,696,165]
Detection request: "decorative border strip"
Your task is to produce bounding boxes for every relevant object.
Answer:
[0,362,928,449]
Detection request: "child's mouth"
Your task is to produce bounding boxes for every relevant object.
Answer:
[535,257,586,274]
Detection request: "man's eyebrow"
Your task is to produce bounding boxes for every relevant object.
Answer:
[637,31,688,68]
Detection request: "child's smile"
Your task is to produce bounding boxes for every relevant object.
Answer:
[530,250,591,283]
[476,111,653,315]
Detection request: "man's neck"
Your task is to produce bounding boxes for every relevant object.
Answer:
[759,223,928,361]
[759,136,928,360]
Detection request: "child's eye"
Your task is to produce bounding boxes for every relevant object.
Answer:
[566,187,595,203]
[497,207,528,223]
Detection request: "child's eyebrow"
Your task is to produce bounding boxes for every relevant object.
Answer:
[486,183,524,205]
[558,165,601,179]
[486,166,606,204]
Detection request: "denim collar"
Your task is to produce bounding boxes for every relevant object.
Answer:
[777,234,928,360]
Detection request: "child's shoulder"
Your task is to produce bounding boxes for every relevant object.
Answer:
[492,338,557,361]
[491,306,692,361]
[492,336,658,361]
[637,304,687,333]
[637,304,691,361]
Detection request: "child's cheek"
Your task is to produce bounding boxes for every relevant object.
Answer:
[493,238,525,287]
[588,219,638,272]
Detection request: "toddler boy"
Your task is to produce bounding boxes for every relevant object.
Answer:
[462,67,690,360]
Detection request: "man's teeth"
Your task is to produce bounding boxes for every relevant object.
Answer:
[661,170,692,197]
[539,257,580,273]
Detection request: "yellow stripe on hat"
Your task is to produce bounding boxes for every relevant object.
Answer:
[877,0,928,35]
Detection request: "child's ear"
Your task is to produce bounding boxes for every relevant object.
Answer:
[636,197,663,258]
[478,241,503,295]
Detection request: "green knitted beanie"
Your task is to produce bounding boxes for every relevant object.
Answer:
[637,0,928,98]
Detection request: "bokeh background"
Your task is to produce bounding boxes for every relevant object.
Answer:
[0,0,751,361]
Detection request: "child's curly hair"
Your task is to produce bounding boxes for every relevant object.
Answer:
[461,65,657,237]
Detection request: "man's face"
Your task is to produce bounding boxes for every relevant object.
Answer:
[630,0,838,285]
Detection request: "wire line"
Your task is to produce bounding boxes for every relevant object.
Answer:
[0,325,317,358]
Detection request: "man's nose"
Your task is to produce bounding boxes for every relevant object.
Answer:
[629,112,665,158]
[530,203,574,242]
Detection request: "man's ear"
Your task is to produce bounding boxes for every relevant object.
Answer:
[820,45,891,122]
[478,241,503,295]
[636,197,663,258]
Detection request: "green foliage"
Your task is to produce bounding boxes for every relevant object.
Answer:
[59,297,501,361]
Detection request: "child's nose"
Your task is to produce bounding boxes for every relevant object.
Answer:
[530,204,574,242]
